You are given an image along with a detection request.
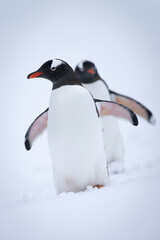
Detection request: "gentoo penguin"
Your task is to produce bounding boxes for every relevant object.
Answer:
[75,60,155,173]
[25,59,138,193]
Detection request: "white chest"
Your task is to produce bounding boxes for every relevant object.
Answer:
[83,80,111,100]
[83,80,124,166]
[47,85,107,193]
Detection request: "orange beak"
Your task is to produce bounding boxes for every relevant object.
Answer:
[88,69,95,74]
[27,72,44,79]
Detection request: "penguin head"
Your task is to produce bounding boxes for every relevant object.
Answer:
[75,61,101,83]
[28,59,71,81]
[27,59,80,88]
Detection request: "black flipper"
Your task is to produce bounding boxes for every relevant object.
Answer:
[94,99,138,126]
[24,108,49,151]
[110,90,156,125]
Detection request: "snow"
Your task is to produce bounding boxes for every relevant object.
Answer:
[0,0,160,240]
[1,162,160,240]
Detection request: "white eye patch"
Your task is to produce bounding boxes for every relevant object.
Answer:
[51,59,63,70]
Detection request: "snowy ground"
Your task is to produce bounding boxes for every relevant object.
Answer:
[1,121,160,240]
[1,1,160,240]
[1,158,160,240]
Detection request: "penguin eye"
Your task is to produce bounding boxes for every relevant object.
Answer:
[51,67,56,71]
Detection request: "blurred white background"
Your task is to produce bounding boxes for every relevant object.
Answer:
[0,0,160,212]
[0,1,160,240]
